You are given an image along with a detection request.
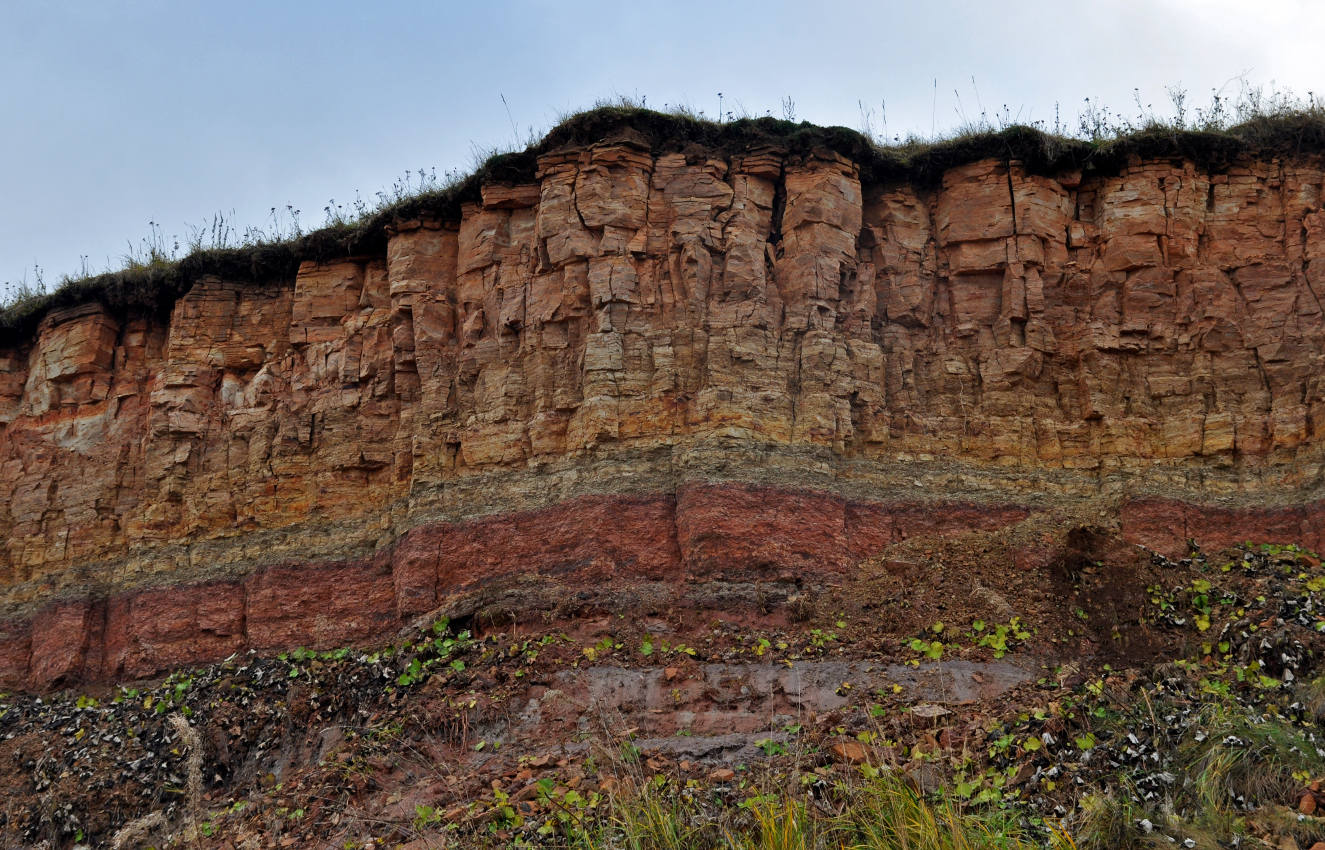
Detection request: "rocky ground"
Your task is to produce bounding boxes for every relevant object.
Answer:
[5,521,1325,849]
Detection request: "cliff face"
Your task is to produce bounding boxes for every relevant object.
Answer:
[3,133,1325,688]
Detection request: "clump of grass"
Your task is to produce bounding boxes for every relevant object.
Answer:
[1187,705,1323,808]
[1076,790,1236,850]
[0,275,47,324]
[1073,700,1325,850]
[603,780,724,849]
[1296,674,1325,724]
[584,768,1059,850]
[1075,790,1147,850]
[834,770,1053,850]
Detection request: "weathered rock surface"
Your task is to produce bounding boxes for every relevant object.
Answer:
[3,136,1324,688]
[507,658,1032,764]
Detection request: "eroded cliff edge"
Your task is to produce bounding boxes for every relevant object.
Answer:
[3,123,1325,688]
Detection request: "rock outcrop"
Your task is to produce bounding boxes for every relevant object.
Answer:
[3,126,1324,688]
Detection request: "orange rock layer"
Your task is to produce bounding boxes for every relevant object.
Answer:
[3,136,1325,686]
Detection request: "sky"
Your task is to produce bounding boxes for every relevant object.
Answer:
[2,0,1322,290]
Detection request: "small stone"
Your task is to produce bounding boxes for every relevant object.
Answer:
[831,741,869,764]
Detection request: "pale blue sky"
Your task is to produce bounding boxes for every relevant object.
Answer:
[3,0,1322,288]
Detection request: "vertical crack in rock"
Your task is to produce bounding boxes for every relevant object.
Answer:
[1004,158,1018,235]
[768,166,787,248]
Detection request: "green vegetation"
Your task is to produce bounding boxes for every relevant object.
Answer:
[907,618,1033,663]
[1070,697,1325,850]
[4,84,1324,341]
[578,771,1063,850]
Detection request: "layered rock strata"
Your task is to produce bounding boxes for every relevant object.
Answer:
[3,134,1325,687]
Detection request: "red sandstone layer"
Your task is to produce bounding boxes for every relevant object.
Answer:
[1120,497,1325,556]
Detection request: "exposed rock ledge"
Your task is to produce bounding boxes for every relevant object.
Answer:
[3,133,1325,688]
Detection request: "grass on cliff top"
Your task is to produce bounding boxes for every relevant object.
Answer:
[4,87,1324,342]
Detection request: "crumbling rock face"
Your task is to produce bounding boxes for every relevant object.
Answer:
[2,137,1324,688]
